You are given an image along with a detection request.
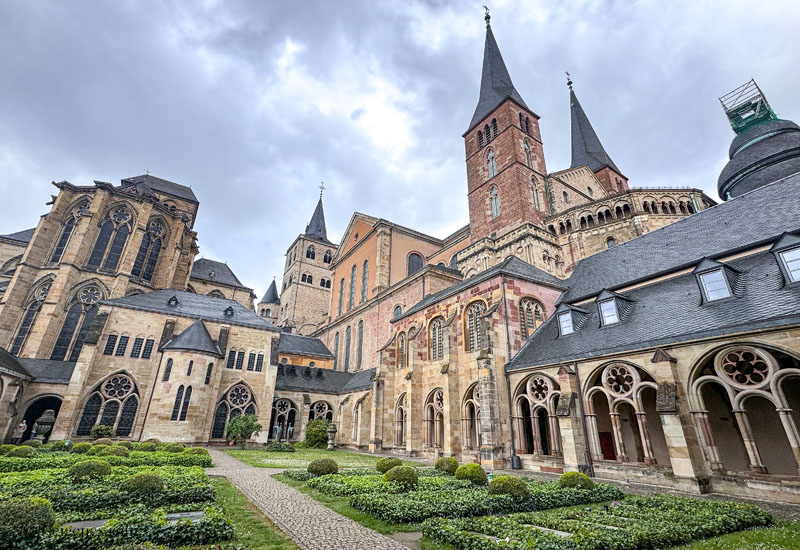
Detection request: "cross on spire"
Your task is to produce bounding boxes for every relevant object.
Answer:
[483,5,491,25]
[566,72,573,90]
[319,181,325,198]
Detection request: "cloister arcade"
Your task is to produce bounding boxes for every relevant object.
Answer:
[512,374,562,457]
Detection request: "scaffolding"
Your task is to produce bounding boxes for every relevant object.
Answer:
[719,79,777,134]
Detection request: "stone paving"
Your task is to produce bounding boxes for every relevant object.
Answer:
[206,448,410,550]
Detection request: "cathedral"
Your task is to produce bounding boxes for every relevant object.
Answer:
[1,14,800,504]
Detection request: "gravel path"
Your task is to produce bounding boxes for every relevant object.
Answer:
[206,448,411,550]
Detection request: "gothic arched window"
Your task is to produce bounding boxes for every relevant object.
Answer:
[212,383,258,439]
[333,332,340,370]
[523,140,533,168]
[269,397,297,441]
[87,206,133,272]
[323,249,333,264]
[491,118,498,137]
[484,123,491,143]
[163,358,173,381]
[51,217,76,264]
[487,149,497,178]
[393,305,402,319]
[171,385,184,421]
[10,281,51,355]
[348,265,357,310]
[361,260,369,303]
[306,245,315,259]
[407,253,423,276]
[50,284,103,361]
[76,373,139,437]
[132,219,166,282]
[490,187,501,218]
[397,332,406,368]
[179,386,192,421]
[343,326,352,372]
[356,320,364,370]
[429,317,444,361]
[337,279,344,316]
[466,301,487,352]
[477,130,484,148]
[520,298,545,338]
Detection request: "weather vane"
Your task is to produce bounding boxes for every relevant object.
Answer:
[319,181,325,198]
[565,72,573,90]
[483,5,490,25]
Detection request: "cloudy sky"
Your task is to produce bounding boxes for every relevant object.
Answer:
[1,0,799,299]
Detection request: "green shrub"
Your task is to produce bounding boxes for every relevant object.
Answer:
[376,457,403,473]
[87,444,111,456]
[8,445,36,458]
[22,439,43,448]
[488,475,530,499]
[163,443,185,453]
[45,440,68,452]
[93,437,114,446]
[0,496,54,543]
[283,469,315,481]
[383,465,419,489]
[138,442,158,452]
[143,437,161,444]
[307,458,338,476]
[265,440,295,452]
[303,418,329,448]
[0,444,17,456]
[121,472,165,495]
[71,442,92,454]
[185,447,209,455]
[435,456,459,475]
[558,471,594,490]
[115,441,134,450]
[0,450,212,472]
[455,463,488,486]
[90,424,113,440]
[226,414,262,448]
[69,459,112,482]
[109,445,130,457]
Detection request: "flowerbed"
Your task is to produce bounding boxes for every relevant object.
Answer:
[422,495,773,550]
[0,450,211,472]
[349,479,623,523]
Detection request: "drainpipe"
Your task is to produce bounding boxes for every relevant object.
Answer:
[139,352,166,442]
[500,275,521,468]
[571,360,594,476]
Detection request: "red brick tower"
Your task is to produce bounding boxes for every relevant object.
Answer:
[464,13,548,244]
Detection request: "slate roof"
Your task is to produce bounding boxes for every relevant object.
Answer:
[0,346,30,378]
[395,256,566,321]
[0,228,35,243]
[559,172,800,303]
[163,319,222,356]
[305,197,331,243]
[278,332,334,358]
[468,22,529,132]
[569,87,621,174]
[104,290,278,330]
[120,174,198,203]
[259,280,280,304]
[275,365,375,394]
[508,248,800,370]
[191,259,251,290]
[17,359,76,384]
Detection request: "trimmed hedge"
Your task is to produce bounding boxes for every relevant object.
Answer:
[121,473,165,495]
[70,459,112,483]
[308,458,338,476]
[163,443,185,453]
[23,439,43,448]
[0,496,55,544]
[115,441,134,450]
[0,444,17,456]
[184,447,209,455]
[454,463,488,486]
[487,475,529,499]
[87,444,111,456]
[383,466,418,490]
[8,445,36,458]
[306,473,472,496]
[93,437,114,447]
[282,469,316,482]
[265,441,295,452]
[422,495,774,550]
[0,450,212,472]
[138,442,158,452]
[558,471,594,490]
[71,442,92,454]
[376,457,402,474]
[435,456,459,475]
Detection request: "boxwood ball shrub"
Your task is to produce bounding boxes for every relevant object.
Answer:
[138,442,158,452]
[109,445,129,457]
[0,496,55,544]
[185,447,209,455]
[22,439,43,448]
[376,457,403,473]
[558,471,594,490]
[87,444,112,456]
[383,465,419,489]
[71,442,92,454]
[90,424,113,440]
[143,438,161,444]
[308,458,338,476]
[435,456,459,475]
[121,472,165,495]
[488,475,530,499]
[0,444,17,456]
[115,441,134,450]
[455,463,488,486]
[69,459,112,483]
[8,445,36,458]
[265,440,294,452]
[164,443,185,453]
[93,437,114,446]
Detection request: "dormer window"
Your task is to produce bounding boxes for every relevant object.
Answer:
[167,296,179,307]
[599,299,619,325]
[699,269,731,301]
[224,306,234,317]
[558,312,574,335]
[779,247,800,282]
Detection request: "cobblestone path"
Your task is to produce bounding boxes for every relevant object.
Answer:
[206,448,411,550]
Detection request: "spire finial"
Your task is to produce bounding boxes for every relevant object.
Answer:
[483,5,490,26]
[319,181,325,198]
[566,71,573,90]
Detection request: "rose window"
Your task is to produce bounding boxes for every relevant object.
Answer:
[719,349,771,387]
[526,376,551,402]
[603,365,636,397]
[112,208,131,224]
[74,203,89,217]
[275,399,291,413]
[103,375,133,398]
[79,286,102,305]
[149,220,165,237]
[314,402,329,416]
[434,390,444,411]
[229,385,250,406]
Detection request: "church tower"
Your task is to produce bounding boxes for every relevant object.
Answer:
[464,12,547,244]
[568,78,629,194]
[277,190,338,335]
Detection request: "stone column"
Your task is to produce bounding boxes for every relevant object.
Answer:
[477,350,504,469]
[691,411,724,471]
[610,412,628,462]
[369,378,383,452]
[297,398,311,443]
[776,408,800,476]
[555,366,590,473]
[635,412,657,464]
[584,414,603,461]
[733,409,767,473]
[372,226,391,294]
[529,413,542,456]
[548,414,562,457]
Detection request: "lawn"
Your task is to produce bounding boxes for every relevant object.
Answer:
[675,520,800,550]
[225,448,421,469]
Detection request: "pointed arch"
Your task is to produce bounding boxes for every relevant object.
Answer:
[76,371,140,437]
[465,300,487,352]
[211,381,259,439]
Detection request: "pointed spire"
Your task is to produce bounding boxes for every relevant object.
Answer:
[259,278,280,304]
[162,319,221,356]
[304,195,328,242]
[468,13,529,131]
[569,81,621,174]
